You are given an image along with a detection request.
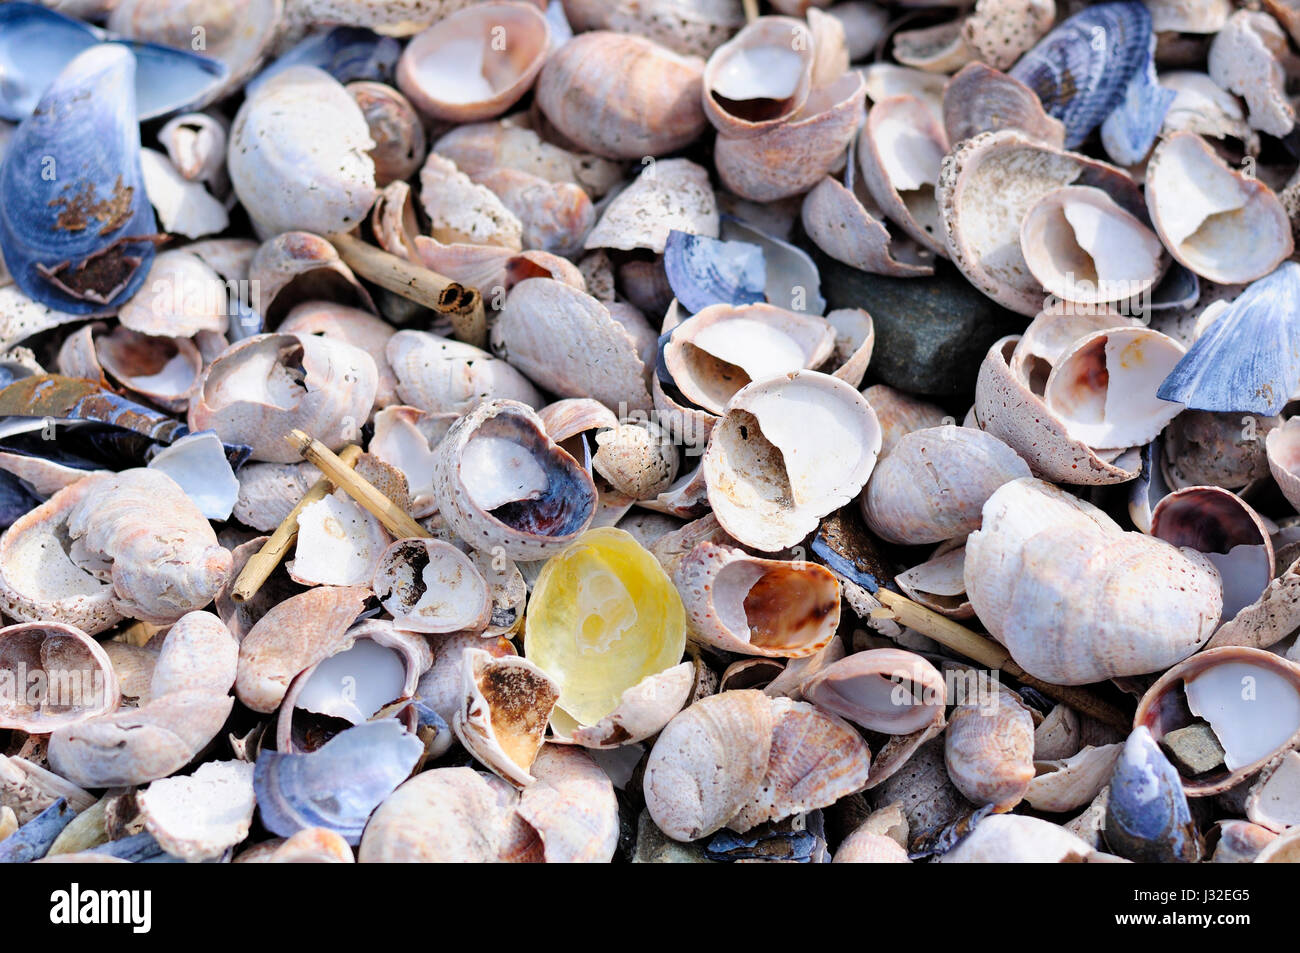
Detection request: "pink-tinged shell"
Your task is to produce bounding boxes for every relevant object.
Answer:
[1008,305,1137,395]
[233,462,320,532]
[1269,419,1300,517]
[1135,645,1300,795]
[802,648,947,734]
[434,120,624,199]
[418,154,523,250]
[800,176,933,278]
[551,661,694,748]
[189,333,378,463]
[974,337,1141,484]
[537,398,619,445]
[833,829,911,863]
[1256,828,1300,862]
[942,61,1064,147]
[264,827,355,863]
[1211,819,1277,863]
[396,1,550,123]
[0,622,120,733]
[962,0,1055,69]
[93,326,203,413]
[117,249,230,337]
[346,81,426,187]
[702,15,814,137]
[151,612,238,698]
[858,95,950,255]
[862,426,1030,545]
[730,697,871,832]
[414,237,587,294]
[234,585,369,713]
[824,307,875,387]
[893,20,974,73]
[249,231,376,321]
[430,399,598,561]
[416,633,518,730]
[473,167,595,257]
[936,813,1096,863]
[966,478,1222,685]
[65,470,231,626]
[278,301,398,411]
[46,689,235,788]
[714,71,866,203]
[493,278,652,412]
[675,542,840,658]
[357,767,512,862]
[644,688,775,841]
[943,693,1035,811]
[585,159,718,254]
[387,329,542,416]
[373,538,492,634]
[1144,131,1293,285]
[936,130,1146,316]
[664,303,836,415]
[0,450,108,500]
[863,384,948,457]
[1024,743,1122,813]
[536,31,708,160]
[369,405,457,518]
[515,744,619,862]
[896,544,974,619]
[370,180,421,261]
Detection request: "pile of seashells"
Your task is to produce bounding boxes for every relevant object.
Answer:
[3,0,1300,866]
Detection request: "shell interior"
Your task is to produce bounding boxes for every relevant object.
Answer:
[1185,662,1300,770]
[294,639,408,724]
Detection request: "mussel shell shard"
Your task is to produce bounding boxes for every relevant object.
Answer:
[247,26,401,96]
[254,721,422,846]
[663,230,765,314]
[1104,726,1201,862]
[0,798,74,863]
[1009,1,1153,149]
[1157,263,1300,415]
[1099,36,1174,166]
[0,45,158,314]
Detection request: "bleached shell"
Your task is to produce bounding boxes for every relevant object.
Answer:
[227,66,377,237]
[714,71,866,203]
[433,120,623,199]
[942,62,1065,148]
[93,327,202,414]
[492,278,652,412]
[419,153,522,250]
[514,744,619,862]
[702,15,813,137]
[373,538,491,634]
[117,249,229,337]
[369,405,456,518]
[803,648,947,735]
[1246,750,1300,833]
[279,301,398,410]
[643,688,775,841]
[1024,743,1122,813]
[800,176,933,278]
[896,545,973,619]
[703,370,881,552]
[159,112,229,186]
[150,612,238,698]
[833,829,911,863]
[235,585,369,713]
[46,689,234,788]
[265,827,354,863]
[396,1,550,123]
[937,130,1146,316]
[863,384,948,457]
[1144,131,1292,285]
[858,95,949,255]
[358,767,509,862]
[1148,0,1230,33]
[962,0,1055,69]
[893,20,975,73]
[592,422,679,500]
[675,542,840,658]
[664,303,835,415]
[387,329,541,416]
[943,694,1035,811]
[1009,305,1137,394]
[234,462,320,532]
[430,399,597,561]
[862,426,1030,545]
[535,31,708,160]
[537,398,619,444]
[189,333,378,463]
[453,650,559,786]
[824,307,875,387]
[936,813,1095,862]
[249,231,376,322]
[1208,10,1294,138]
[974,337,1141,484]
[807,7,849,90]
[138,148,229,240]
[288,490,390,587]
[0,622,119,732]
[1159,70,1258,147]
[138,760,255,862]
[553,662,693,748]
[473,167,595,257]
[414,238,587,294]
[584,158,718,254]
[66,470,232,626]
[561,0,744,59]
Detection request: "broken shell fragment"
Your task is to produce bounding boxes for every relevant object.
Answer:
[138,759,255,862]
[1104,726,1202,862]
[288,490,390,587]
[0,622,119,732]
[453,649,560,786]
[387,329,542,417]
[373,538,492,634]
[584,158,718,254]
[858,95,949,255]
[515,744,619,862]
[551,661,693,749]
[1207,10,1295,138]
[702,16,813,137]
[803,648,947,734]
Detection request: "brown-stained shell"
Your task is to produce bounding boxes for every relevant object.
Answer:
[943,693,1035,812]
[346,81,426,187]
[0,622,120,733]
[386,329,542,417]
[373,538,492,634]
[453,649,560,786]
[961,0,1055,70]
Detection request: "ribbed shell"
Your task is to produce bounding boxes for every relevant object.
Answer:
[943,695,1035,811]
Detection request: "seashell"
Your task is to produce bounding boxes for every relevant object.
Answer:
[287,489,389,587]
[824,307,875,388]
[249,233,377,326]
[514,744,619,862]
[834,827,911,863]
[592,422,679,501]
[138,148,229,240]
[1020,186,1166,307]
[1159,70,1259,149]
[1042,327,1185,450]
[536,31,708,160]
[937,130,1147,316]
[862,63,945,117]
[551,662,693,749]
[663,230,765,314]
[1256,827,1300,862]
[561,0,744,59]
[66,469,232,625]
[188,333,378,463]
[368,406,455,518]
[896,545,973,619]
[1144,132,1292,286]
[0,46,160,315]
[345,81,425,187]
[704,370,881,551]
[937,813,1097,862]
[471,167,594,258]
[644,689,774,841]
[858,95,949,256]
[85,325,201,415]
[1157,264,1300,416]
[158,112,229,190]
[802,177,929,279]
[396,2,549,123]
[493,278,652,412]
[1212,819,1277,863]
[1008,0,1152,149]
[116,249,229,338]
[714,71,866,203]
[278,301,397,411]
[892,20,975,74]
[965,478,1222,684]
[431,399,597,561]
[702,16,813,137]
[1099,34,1174,166]
[1025,744,1122,813]
[1136,646,1300,795]
[1207,10,1294,138]
[862,426,1030,545]
[137,759,254,862]
[233,462,319,532]
[372,538,491,634]
[453,649,559,786]
[585,159,718,255]
[235,585,369,713]
[150,612,237,699]
[862,385,947,458]
[0,622,119,732]
[961,0,1055,70]
[0,798,75,863]
[258,827,352,863]
[803,648,947,735]
[1245,750,1300,834]
[1266,418,1300,517]
[675,542,840,658]
[227,66,376,238]
[387,329,542,417]
[357,766,513,862]
[419,153,522,250]
[433,120,622,200]
[941,62,1064,148]
[1163,410,1274,493]
[1104,726,1201,862]
[720,216,827,315]
[944,693,1035,812]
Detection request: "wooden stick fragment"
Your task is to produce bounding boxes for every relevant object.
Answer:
[875,589,1132,730]
[328,231,488,349]
[285,430,432,541]
[742,0,759,23]
[229,445,364,603]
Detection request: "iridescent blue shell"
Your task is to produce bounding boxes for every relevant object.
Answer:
[1100,36,1175,166]
[1104,726,1202,863]
[663,230,766,314]
[0,798,74,863]
[247,26,400,96]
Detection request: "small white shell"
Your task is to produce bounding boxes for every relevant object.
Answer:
[373,538,492,634]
